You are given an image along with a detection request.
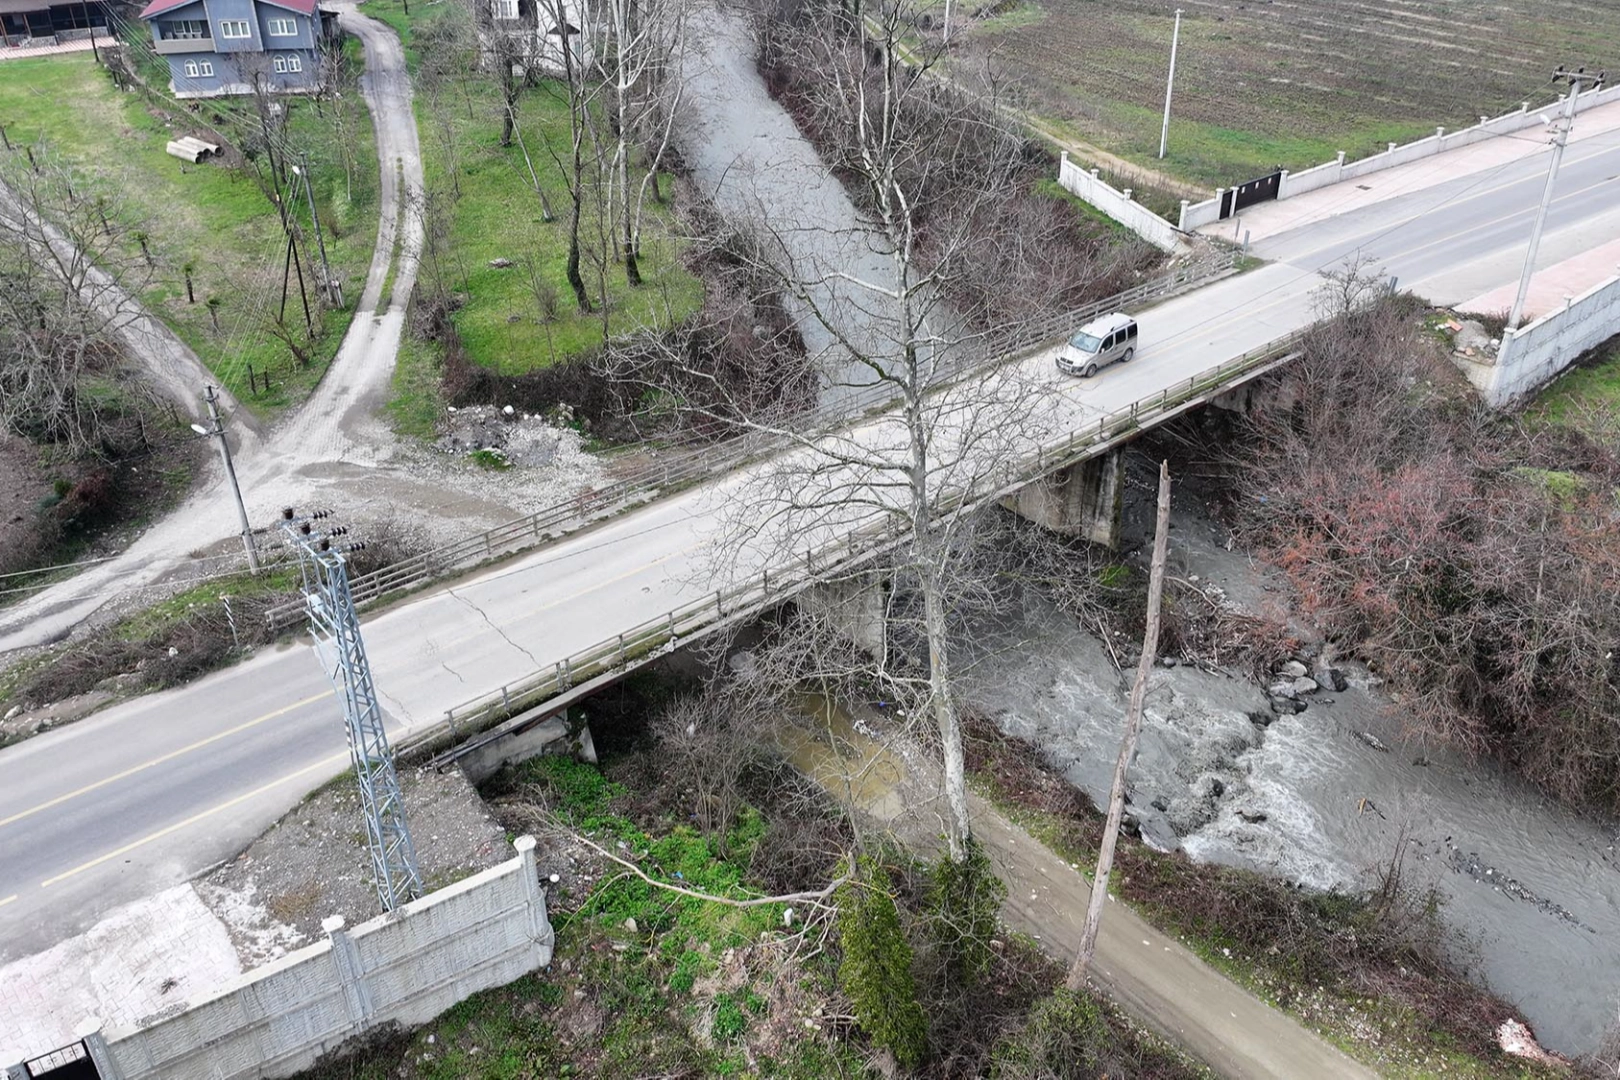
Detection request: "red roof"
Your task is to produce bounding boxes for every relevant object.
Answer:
[140,0,316,18]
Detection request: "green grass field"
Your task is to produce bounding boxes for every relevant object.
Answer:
[366,0,702,380]
[0,49,378,414]
[958,0,1620,190]
[1528,339,1620,436]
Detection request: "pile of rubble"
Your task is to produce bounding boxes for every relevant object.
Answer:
[432,403,579,468]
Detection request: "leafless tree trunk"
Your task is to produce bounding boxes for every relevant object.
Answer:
[1068,460,1172,987]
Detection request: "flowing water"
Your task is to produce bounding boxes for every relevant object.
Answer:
[961,459,1620,1056]
[676,7,1620,1056]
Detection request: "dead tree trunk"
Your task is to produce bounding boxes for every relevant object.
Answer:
[1067,459,1172,988]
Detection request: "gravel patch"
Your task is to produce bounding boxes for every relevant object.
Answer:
[198,766,508,965]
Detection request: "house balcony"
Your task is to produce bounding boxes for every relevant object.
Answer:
[154,34,211,53]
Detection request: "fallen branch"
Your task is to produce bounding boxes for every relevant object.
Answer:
[575,834,848,911]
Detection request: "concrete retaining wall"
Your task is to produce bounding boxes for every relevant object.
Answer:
[1179,83,1620,230]
[1477,273,1620,406]
[102,837,554,1080]
[1058,152,1183,252]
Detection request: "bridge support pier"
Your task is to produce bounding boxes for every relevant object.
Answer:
[800,570,889,659]
[1001,448,1125,549]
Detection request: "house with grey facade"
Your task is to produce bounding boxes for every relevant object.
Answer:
[138,0,333,99]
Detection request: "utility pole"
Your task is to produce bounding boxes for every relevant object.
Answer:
[1068,461,1173,988]
[295,159,341,308]
[281,508,423,913]
[192,385,259,574]
[1508,66,1605,329]
[1158,9,1183,160]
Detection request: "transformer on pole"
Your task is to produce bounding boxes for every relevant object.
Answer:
[281,507,423,912]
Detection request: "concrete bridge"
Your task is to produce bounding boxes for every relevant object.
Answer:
[9,99,1620,971]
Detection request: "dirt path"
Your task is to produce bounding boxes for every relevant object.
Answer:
[779,705,1376,1080]
[0,7,582,653]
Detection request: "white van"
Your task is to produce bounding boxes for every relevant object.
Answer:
[1057,312,1138,378]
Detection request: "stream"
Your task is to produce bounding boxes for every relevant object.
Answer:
[674,4,1620,1058]
[961,451,1620,1056]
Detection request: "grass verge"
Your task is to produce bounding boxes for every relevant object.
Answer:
[0,47,379,415]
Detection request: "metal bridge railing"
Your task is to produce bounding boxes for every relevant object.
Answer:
[404,326,1307,758]
[265,251,1237,631]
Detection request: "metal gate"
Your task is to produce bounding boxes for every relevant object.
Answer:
[11,1042,101,1080]
[1219,168,1283,219]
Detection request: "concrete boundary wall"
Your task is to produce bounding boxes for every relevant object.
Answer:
[1478,273,1620,406]
[100,837,554,1080]
[1058,152,1183,252]
[1179,83,1620,230]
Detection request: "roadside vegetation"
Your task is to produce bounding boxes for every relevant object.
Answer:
[363,0,811,448]
[303,674,1207,1079]
[950,0,1620,188]
[0,531,422,746]
[755,0,1161,333]
[1202,294,1620,815]
[0,41,379,413]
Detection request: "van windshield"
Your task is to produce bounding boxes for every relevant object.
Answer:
[1069,332,1103,353]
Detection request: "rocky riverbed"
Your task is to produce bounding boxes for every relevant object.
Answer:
[963,449,1620,1056]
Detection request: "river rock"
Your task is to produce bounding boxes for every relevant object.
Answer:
[1276,660,1309,679]
[1270,695,1306,715]
[1236,808,1268,824]
[1267,680,1297,699]
[1290,676,1319,695]
[1316,667,1349,692]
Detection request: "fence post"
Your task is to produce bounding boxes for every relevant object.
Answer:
[324,915,375,1034]
[501,685,511,711]
[617,633,625,665]
[715,590,724,618]
[667,611,676,641]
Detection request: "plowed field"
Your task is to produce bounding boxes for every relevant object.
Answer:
[961,0,1620,187]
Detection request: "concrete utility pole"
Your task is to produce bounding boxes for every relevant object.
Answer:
[1158,9,1183,160]
[1508,67,1605,329]
[1068,460,1172,987]
[193,385,259,574]
[294,160,341,308]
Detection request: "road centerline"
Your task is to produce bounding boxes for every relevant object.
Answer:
[0,689,334,833]
[39,751,350,888]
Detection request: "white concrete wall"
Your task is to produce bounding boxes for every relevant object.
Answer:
[1480,273,1620,406]
[103,837,554,1080]
[1178,83,1620,229]
[1057,153,1183,252]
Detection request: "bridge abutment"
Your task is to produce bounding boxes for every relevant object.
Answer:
[800,570,890,659]
[1001,449,1125,549]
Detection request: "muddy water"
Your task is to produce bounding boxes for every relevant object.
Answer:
[962,462,1620,1055]
[673,7,957,404]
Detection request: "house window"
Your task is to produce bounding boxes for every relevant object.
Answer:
[272,55,286,72]
[286,54,301,72]
[267,17,296,36]
[184,60,198,77]
[165,19,207,39]
[198,60,214,75]
[218,19,250,38]
[493,0,517,18]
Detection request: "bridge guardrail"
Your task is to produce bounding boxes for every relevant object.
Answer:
[409,325,1308,760]
[265,251,1236,631]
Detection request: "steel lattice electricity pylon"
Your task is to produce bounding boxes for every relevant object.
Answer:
[281,508,423,912]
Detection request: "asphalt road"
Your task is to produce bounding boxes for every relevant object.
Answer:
[1251,121,1620,304]
[0,263,1327,956]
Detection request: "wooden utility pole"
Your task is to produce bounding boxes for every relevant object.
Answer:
[1067,460,1173,988]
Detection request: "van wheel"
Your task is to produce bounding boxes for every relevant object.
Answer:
[1083,363,1098,378]
[1120,347,1135,364]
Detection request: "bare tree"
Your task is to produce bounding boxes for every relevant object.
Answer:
[1067,460,1172,986]
[0,150,160,455]
[596,0,685,286]
[618,2,1064,864]
[538,0,603,312]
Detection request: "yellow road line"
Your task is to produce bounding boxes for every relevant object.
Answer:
[0,894,17,908]
[0,690,334,833]
[41,752,348,889]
